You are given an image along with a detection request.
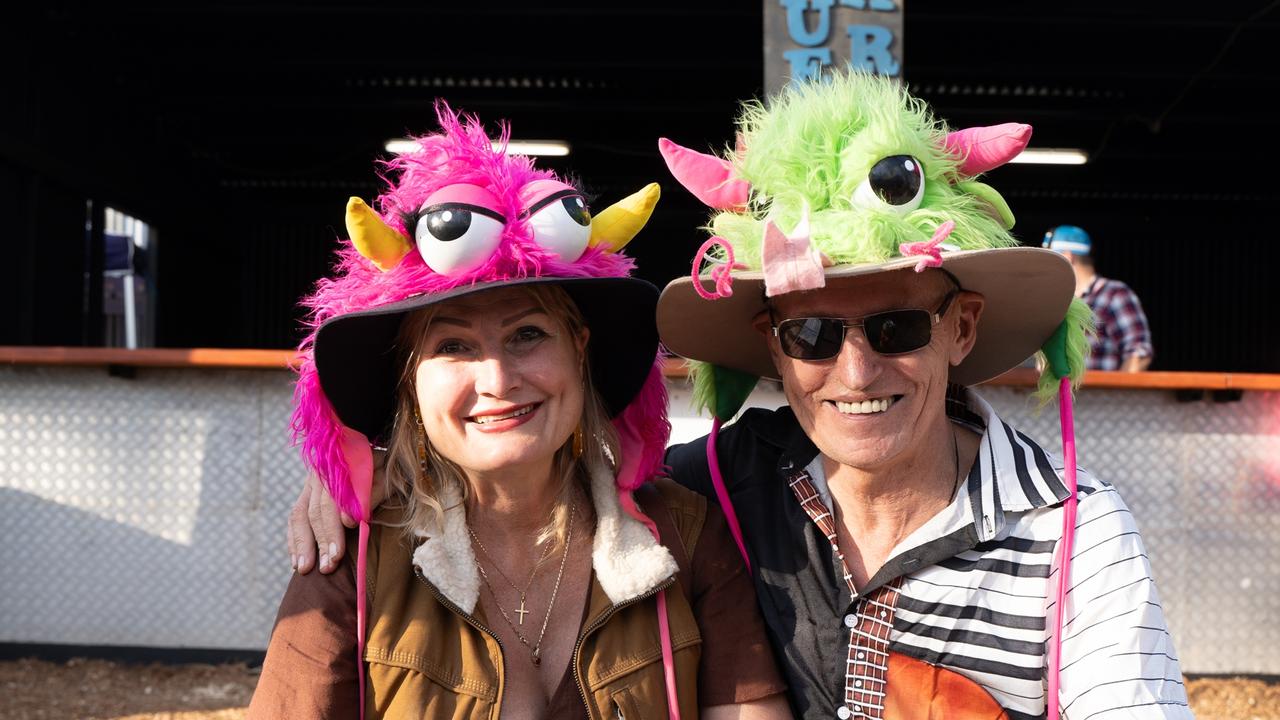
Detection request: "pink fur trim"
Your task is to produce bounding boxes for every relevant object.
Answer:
[290,358,363,520]
[611,362,671,492]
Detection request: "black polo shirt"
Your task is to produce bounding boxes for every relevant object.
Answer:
[668,405,847,719]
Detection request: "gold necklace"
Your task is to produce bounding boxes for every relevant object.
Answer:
[468,525,552,626]
[471,501,577,666]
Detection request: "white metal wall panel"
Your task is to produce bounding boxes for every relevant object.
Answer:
[2,366,1277,673]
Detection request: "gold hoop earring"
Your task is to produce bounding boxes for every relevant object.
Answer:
[572,423,584,460]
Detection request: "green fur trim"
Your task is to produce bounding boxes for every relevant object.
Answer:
[710,72,1019,269]
[689,361,760,422]
[1033,298,1096,405]
[952,180,1015,230]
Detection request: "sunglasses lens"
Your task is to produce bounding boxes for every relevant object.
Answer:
[864,310,932,354]
[778,318,845,359]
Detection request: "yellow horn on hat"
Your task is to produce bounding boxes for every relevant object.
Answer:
[345,197,412,271]
[588,183,660,252]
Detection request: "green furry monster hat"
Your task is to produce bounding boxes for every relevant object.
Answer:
[655,72,1094,719]
[656,72,1092,420]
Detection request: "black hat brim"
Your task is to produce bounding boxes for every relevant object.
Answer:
[314,276,659,441]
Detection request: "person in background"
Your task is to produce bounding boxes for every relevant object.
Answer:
[1043,225,1153,372]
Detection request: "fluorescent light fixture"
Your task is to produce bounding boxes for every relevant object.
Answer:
[1009,148,1089,165]
[383,139,421,154]
[504,140,571,157]
[384,138,571,157]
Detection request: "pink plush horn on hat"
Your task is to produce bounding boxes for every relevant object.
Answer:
[944,123,1033,176]
[658,138,751,210]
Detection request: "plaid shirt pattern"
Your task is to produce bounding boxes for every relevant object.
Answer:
[1081,276,1152,370]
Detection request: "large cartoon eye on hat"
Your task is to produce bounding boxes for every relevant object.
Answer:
[412,183,507,274]
[519,178,594,262]
[343,180,654,275]
[852,155,925,214]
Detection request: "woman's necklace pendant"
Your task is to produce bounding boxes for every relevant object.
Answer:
[531,647,541,666]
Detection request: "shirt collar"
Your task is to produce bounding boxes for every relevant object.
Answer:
[963,388,1072,541]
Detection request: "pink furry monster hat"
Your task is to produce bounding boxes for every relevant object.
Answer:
[290,101,669,521]
[288,101,680,720]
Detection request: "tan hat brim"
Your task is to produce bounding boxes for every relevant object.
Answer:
[657,247,1074,386]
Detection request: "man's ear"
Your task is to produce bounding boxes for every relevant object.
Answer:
[949,291,985,366]
[751,310,783,363]
[750,310,772,337]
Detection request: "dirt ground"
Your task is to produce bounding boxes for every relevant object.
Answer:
[0,658,1276,719]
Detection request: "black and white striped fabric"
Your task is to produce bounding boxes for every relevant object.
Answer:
[802,390,1192,719]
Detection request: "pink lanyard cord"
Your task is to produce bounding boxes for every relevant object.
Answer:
[706,417,751,573]
[618,489,682,720]
[356,521,370,720]
[1047,377,1079,719]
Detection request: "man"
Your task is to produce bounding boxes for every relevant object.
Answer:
[655,73,1187,719]
[1043,225,1154,372]
[294,74,1191,718]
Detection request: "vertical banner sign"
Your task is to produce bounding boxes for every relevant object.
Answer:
[764,0,904,97]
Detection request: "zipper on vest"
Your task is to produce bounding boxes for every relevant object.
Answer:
[413,567,507,716]
[572,575,677,718]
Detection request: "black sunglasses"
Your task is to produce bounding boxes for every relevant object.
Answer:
[771,290,959,360]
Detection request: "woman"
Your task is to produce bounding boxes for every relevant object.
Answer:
[250,106,788,719]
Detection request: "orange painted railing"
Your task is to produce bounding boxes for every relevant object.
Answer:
[3,347,1280,391]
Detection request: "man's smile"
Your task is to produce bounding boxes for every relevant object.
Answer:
[827,394,903,416]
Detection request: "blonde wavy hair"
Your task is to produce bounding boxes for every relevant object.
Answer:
[382,285,616,552]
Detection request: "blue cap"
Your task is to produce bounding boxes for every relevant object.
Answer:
[1042,225,1091,256]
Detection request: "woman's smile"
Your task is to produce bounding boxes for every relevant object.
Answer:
[467,402,541,431]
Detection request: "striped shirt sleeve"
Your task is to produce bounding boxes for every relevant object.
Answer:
[1051,483,1193,719]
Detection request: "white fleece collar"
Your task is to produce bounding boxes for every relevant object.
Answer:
[411,462,678,615]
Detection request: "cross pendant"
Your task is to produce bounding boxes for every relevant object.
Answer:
[515,597,530,625]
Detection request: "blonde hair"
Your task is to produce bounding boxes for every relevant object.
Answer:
[383,285,616,552]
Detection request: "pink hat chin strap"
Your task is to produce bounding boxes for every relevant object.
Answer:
[1047,377,1079,718]
[338,427,374,720]
[618,489,682,720]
